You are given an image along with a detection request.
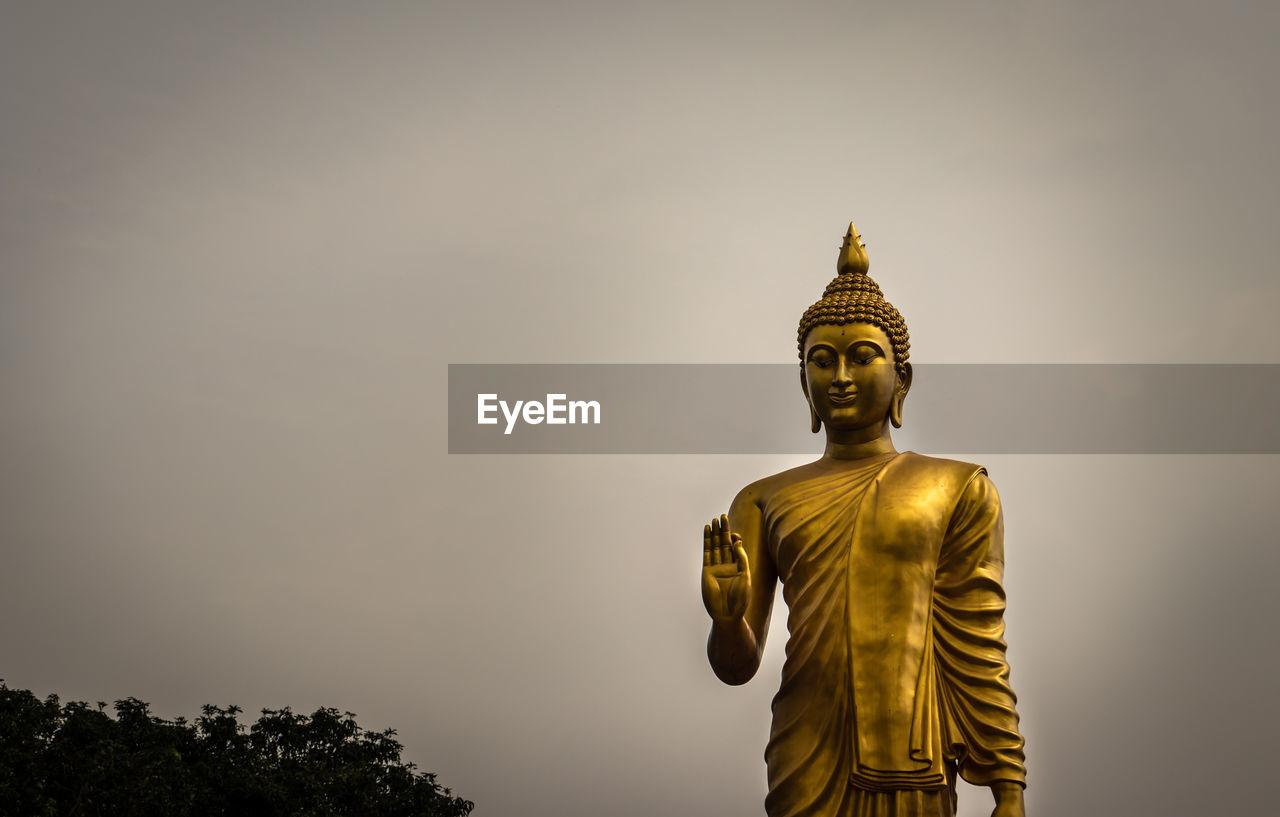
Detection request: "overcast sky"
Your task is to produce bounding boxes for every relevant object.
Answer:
[3,3,1278,816]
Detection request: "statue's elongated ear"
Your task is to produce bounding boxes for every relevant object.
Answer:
[890,362,913,429]
[800,368,821,433]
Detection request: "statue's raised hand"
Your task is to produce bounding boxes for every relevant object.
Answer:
[702,514,751,622]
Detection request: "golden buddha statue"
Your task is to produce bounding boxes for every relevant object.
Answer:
[701,224,1026,817]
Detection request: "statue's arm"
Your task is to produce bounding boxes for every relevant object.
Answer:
[705,485,776,686]
[991,780,1025,817]
[933,472,1027,798]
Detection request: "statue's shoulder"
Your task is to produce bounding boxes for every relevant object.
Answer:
[886,451,991,492]
[730,460,827,512]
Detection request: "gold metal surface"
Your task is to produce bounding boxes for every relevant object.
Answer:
[702,223,1026,817]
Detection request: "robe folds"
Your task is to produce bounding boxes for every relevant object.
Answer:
[761,452,1025,817]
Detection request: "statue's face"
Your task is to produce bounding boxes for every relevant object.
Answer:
[803,322,900,432]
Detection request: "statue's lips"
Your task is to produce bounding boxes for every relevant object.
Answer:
[827,392,858,405]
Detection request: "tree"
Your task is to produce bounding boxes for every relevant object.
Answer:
[0,681,473,817]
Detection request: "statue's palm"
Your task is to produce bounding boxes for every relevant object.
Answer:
[702,515,751,622]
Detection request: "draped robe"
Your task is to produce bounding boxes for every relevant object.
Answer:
[760,452,1025,817]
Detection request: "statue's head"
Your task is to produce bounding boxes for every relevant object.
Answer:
[797,223,912,432]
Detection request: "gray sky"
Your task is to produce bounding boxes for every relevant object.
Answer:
[2,2,1278,816]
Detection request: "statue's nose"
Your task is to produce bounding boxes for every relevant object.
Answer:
[833,361,853,387]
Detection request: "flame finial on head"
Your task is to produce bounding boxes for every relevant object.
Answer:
[837,221,869,275]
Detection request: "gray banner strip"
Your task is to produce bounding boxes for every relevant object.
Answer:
[448,364,1280,454]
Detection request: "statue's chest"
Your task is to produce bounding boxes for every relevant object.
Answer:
[765,481,948,587]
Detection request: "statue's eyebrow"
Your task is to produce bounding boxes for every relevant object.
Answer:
[806,344,837,359]
[849,340,885,355]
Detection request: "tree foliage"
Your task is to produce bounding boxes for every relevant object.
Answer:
[0,681,473,817]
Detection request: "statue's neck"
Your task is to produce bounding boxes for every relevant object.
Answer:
[822,421,898,462]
